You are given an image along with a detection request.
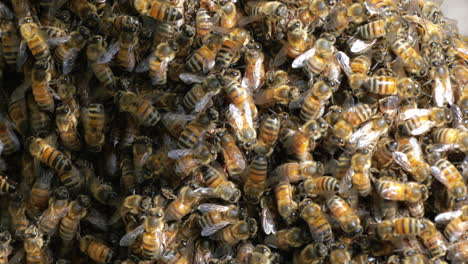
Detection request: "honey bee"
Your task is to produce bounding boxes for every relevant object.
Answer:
[226,102,257,150]
[254,114,281,155]
[363,76,421,100]
[223,73,258,120]
[132,136,152,181]
[0,114,20,156]
[7,84,28,136]
[447,36,468,61]
[254,84,300,107]
[377,217,427,240]
[116,91,161,127]
[175,25,195,58]
[0,176,15,194]
[133,0,182,22]
[292,34,336,78]
[216,28,250,70]
[294,243,328,264]
[0,231,12,264]
[332,103,375,145]
[27,170,53,217]
[303,176,341,197]
[399,107,452,136]
[0,20,21,67]
[79,235,113,263]
[275,179,298,223]
[165,186,201,222]
[116,21,138,72]
[376,178,429,203]
[120,157,137,195]
[337,53,371,95]
[29,137,72,173]
[275,19,311,66]
[186,34,222,73]
[81,103,106,152]
[181,74,223,111]
[329,243,352,264]
[280,127,313,162]
[197,203,241,236]
[137,40,178,86]
[435,205,468,244]
[160,248,190,264]
[373,137,398,169]
[31,58,54,113]
[273,161,323,183]
[244,155,268,203]
[197,165,241,203]
[326,195,362,234]
[86,35,117,87]
[23,225,47,264]
[430,127,468,153]
[419,219,448,258]
[59,195,91,242]
[56,105,81,151]
[392,137,431,182]
[247,1,288,20]
[55,26,91,74]
[299,79,335,121]
[218,1,238,30]
[265,227,305,250]
[177,110,217,149]
[428,60,454,107]
[89,176,117,205]
[431,159,467,201]
[218,132,247,180]
[9,193,30,238]
[447,239,468,264]
[18,17,51,61]
[299,199,333,243]
[213,218,257,246]
[172,141,218,179]
[69,0,99,22]
[389,37,427,76]
[195,8,214,41]
[38,186,69,236]
[58,165,82,194]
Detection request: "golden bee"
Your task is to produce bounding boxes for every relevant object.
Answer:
[133,0,182,22]
[56,105,81,151]
[116,91,161,127]
[299,199,333,243]
[59,195,91,242]
[377,217,427,240]
[197,203,241,237]
[186,34,222,73]
[38,186,69,236]
[219,132,247,180]
[398,107,452,136]
[294,243,328,264]
[165,186,201,222]
[244,155,268,204]
[197,165,241,203]
[274,179,298,223]
[215,28,250,69]
[375,178,429,203]
[393,137,431,183]
[29,137,72,173]
[431,158,467,202]
[326,195,362,235]
[18,17,50,60]
[86,35,116,87]
[213,218,257,246]
[79,235,114,263]
[265,227,305,250]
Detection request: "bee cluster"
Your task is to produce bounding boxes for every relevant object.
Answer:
[0,0,467,263]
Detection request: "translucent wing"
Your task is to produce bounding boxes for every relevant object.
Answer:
[62,48,78,74]
[85,209,109,232]
[392,151,412,171]
[242,101,254,128]
[435,210,463,225]
[260,200,276,235]
[429,144,458,152]
[179,73,206,84]
[16,40,28,70]
[203,59,215,74]
[229,104,244,131]
[292,48,315,68]
[379,96,401,115]
[97,41,119,64]
[347,37,377,53]
[163,113,196,122]
[407,121,435,135]
[198,203,231,213]
[119,224,145,247]
[336,51,352,77]
[194,91,216,113]
[431,166,448,185]
[408,137,424,159]
[343,167,354,189]
[168,149,195,159]
[135,54,151,73]
[10,81,30,102]
[451,104,464,129]
[273,45,288,67]
[9,248,25,264]
[324,55,342,84]
[46,36,71,47]
[201,221,231,237]
[399,108,430,120]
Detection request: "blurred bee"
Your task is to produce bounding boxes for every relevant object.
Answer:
[18,17,51,61]
[37,186,69,236]
[29,137,72,173]
[175,25,195,58]
[0,231,11,264]
[182,74,223,111]
[331,103,375,145]
[273,161,323,183]
[303,176,341,197]
[116,20,138,72]
[218,132,247,180]
[299,79,335,121]
[447,239,468,264]
[58,166,82,194]
[265,227,305,250]
[447,36,468,61]
[0,114,20,155]
[213,218,257,246]
[27,170,53,217]
[246,1,288,21]
[215,28,250,69]
[254,114,281,155]
[294,243,328,264]
[116,91,161,127]
[197,203,241,236]
[337,53,371,95]
[86,35,117,87]
[0,20,21,67]
[419,219,448,258]
[242,42,265,92]
[398,107,452,136]
[377,217,427,240]
[79,235,113,264]
[56,105,81,151]
[280,127,313,162]
[0,176,15,194]
[23,225,47,264]
[326,195,362,235]
[274,19,311,67]
[186,34,222,73]
[223,73,257,119]
[171,141,218,179]
[373,137,398,169]
[132,136,152,180]
[347,116,391,152]
[165,186,201,222]
[275,179,298,223]
[69,0,99,22]
[197,165,241,203]
[389,37,426,76]
[226,103,257,150]
[244,155,268,204]
[195,8,213,41]
[56,76,79,113]
[120,157,137,195]
[218,1,238,30]
[254,83,300,107]
[7,85,29,136]
[329,243,352,264]
[159,249,190,264]
[89,176,117,205]
[137,40,178,86]
[292,34,336,78]
[55,26,91,74]
[363,76,421,100]
[428,60,454,107]
[431,158,467,201]
[81,103,106,152]
[177,110,218,149]
[376,178,429,204]
[356,15,402,40]
[299,199,333,243]
[133,0,182,22]
[392,137,431,182]
[430,127,468,153]
[59,195,91,242]
[435,205,468,243]
[9,193,30,239]
[31,59,54,113]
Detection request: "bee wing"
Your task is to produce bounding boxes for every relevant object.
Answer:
[46,36,71,47]
[84,209,109,232]
[324,54,342,84]
[201,221,231,237]
[10,81,30,102]
[194,91,216,113]
[408,121,435,136]
[292,47,316,69]
[81,107,90,129]
[151,59,169,85]
[379,96,401,115]
[135,54,152,73]
[273,45,288,67]
[198,203,231,214]
[242,101,254,128]
[343,167,354,189]
[194,187,217,197]
[336,51,352,77]
[16,40,28,70]
[168,149,195,159]
[163,113,196,122]
[347,37,377,54]
[433,77,452,107]
[431,166,447,185]
[9,248,25,264]
[434,210,463,225]
[62,48,79,74]
[451,104,464,129]
[430,144,458,152]
[399,108,430,120]
[203,59,215,74]
[0,2,14,20]
[228,104,244,131]
[348,121,374,147]
[97,41,120,64]
[260,198,276,235]
[119,224,145,247]
[179,73,206,84]
[392,151,412,172]
[408,137,424,158]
